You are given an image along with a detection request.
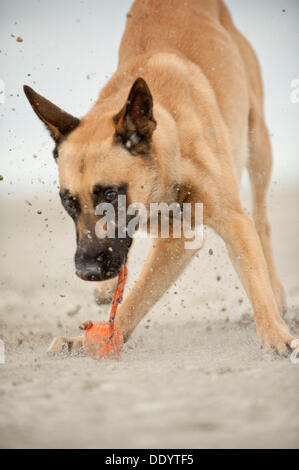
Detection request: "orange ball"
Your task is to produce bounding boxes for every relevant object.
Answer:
[82,321,123,360]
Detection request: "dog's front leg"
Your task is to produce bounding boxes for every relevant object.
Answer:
[214,209,295,353]
[115,237,198,340]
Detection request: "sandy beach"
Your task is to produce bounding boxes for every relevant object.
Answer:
[0,185,298,449]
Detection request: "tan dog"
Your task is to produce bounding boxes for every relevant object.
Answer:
[25,0,297,354]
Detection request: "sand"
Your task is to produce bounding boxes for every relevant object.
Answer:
[0,187,298,449]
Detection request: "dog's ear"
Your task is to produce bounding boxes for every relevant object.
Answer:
[23,85,80,143]
[113,77,156,155]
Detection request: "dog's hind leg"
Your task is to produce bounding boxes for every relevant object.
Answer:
[247,109,286,315]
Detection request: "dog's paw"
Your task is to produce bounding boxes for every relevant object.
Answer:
[258,323,295,355]
[95,277,118,305]
[290,339,299,364]
[95,291,113,305]
[47,335,84,353]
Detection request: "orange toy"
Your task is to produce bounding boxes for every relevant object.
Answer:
[81,265,128,360]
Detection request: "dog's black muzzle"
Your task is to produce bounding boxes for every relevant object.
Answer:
[75,236,132,282]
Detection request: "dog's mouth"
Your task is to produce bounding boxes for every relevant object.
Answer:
[75,251,128,282]
[75,265,121,282]
[74,233,133,282]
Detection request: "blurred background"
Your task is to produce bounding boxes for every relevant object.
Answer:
[0,0,298,196]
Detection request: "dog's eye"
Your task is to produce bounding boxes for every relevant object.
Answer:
[105,190,118,203]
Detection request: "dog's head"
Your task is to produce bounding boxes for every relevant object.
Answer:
[24,78,158,281]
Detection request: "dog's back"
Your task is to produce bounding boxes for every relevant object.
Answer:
[107,0,262,178]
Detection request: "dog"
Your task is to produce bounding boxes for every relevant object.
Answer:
[24,0,297,355]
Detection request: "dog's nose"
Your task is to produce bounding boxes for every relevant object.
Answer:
[76,263,103,281]
[74,246,123,281]
[75,248,106,281]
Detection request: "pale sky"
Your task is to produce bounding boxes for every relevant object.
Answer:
[0,0,298,201]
